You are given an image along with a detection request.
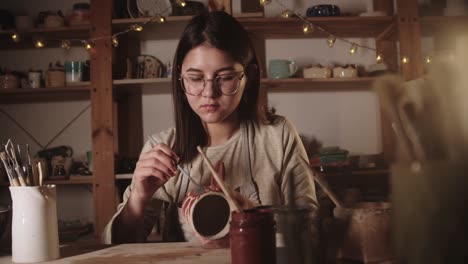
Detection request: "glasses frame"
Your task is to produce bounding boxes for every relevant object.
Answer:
[178,71,245,96]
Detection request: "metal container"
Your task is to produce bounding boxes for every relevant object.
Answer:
[333,202,393,263]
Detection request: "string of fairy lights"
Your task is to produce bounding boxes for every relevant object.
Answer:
[7,0,432,65]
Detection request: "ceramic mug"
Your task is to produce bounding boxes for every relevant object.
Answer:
[9,185,60,263]
[269,59,298,79]
[65,61,83,83]
[181,162,232,245]
[28,71,42,88]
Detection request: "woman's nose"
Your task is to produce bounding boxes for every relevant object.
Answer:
[201,79,220,98]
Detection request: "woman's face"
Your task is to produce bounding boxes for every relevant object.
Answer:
[180,43,246,125]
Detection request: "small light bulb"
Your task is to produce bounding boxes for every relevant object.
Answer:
[259,0,272,6]
[402,56,409,64]
[302,23,313,34]
[60,40,71,50]
[130,24,143,32]
[281,10,293,18]
[35,39,45,48]
[11,33,20,42]
[84,41,94,51]
[425,56,432,64]
[112,36,119,47]
[177,0,186,7]
[349,43,357,55]
[327,35,336,47]
[376,54,383,62]
[158,16,166,23]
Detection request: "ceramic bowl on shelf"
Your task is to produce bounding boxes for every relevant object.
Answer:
[333,65,358,78]
[303,65,332,78]
[306,5,341,17]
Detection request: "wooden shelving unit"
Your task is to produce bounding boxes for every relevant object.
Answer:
[0,25,90,49]
[112,16,394,40]
[0,84,91,104]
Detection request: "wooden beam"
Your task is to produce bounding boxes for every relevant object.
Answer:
[90,0,117,241]
[396,0,424,80]
[375,0,398,162]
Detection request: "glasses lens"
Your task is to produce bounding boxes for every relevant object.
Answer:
[181,76,204,95]
[180,72,243,96]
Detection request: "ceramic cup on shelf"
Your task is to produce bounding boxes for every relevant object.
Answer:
[28,71,42,88]
[0,73,20,89]
[303,65,332,78]
[65,61,84,83]
[333,65,358,78]
[268,59,298,79]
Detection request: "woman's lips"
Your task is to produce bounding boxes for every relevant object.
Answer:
[201,104,220,111]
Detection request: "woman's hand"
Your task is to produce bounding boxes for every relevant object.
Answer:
[131,143,179,203]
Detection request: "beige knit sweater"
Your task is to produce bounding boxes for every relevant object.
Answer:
[102,115,318,244]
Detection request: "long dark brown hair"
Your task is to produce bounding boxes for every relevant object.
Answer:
[172,11,274,163]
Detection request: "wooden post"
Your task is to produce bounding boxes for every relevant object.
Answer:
[374,0,399,162]
[396,0,424,80]
[90,0,117,241]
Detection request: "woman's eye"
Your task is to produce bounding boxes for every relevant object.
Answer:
[188,76,204,82]
[218,75,236,81]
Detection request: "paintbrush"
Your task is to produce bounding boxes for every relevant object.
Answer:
[299,156,344,208]
[196,146,243,212]
[146,136,201,187]
[9,146,27,186]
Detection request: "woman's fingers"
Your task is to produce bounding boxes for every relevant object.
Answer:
[151,143,180,163]
[136,156,176,180]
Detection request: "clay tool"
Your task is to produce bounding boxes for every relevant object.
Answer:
[0,151,20,187]
[196,146,242,212]
[147,136,201,187]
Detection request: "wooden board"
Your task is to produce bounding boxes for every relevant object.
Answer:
[0,243,231,264]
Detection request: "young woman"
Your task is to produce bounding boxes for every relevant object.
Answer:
[103,11,317,244]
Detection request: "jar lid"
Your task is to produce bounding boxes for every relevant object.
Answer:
[73,3,90,10]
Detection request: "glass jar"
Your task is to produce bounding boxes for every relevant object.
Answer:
[68,3,90,26]
[230,207,276,264]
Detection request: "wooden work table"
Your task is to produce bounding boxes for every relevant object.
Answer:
[0,242,230,264]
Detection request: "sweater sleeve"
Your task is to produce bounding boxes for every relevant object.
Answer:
[101,131,178,244]
[280,118,318,210]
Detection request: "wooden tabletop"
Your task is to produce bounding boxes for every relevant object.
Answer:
[0,242,231,264]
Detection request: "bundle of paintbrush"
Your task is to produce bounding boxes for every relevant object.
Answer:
[0,139,43,187]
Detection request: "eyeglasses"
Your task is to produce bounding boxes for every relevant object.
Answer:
[179,71,244,96]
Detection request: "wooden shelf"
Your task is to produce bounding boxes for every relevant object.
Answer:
[0,25,90,49]
[420,16,468,35]
[45,175,93,185]
[0,175,93,186]
[112,77,376,92]
[0,83,91,104]
[240,16,395,38]
[262,77,376,91]
[112,16,192,39]
[112,16,395,40]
